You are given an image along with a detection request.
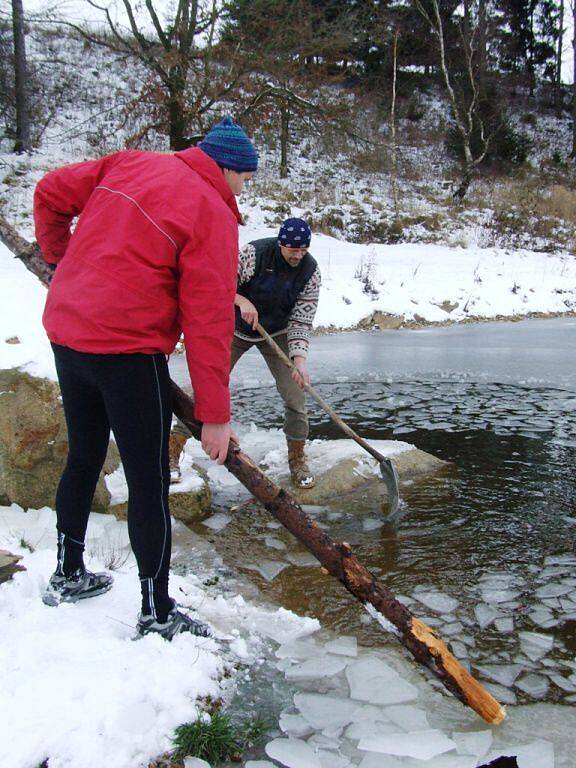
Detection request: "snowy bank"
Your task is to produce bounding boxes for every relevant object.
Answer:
[0,505,319,768]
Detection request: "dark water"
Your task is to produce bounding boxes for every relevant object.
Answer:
[195,376,576,706]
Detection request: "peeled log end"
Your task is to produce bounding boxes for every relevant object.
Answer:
[411,617,506,725]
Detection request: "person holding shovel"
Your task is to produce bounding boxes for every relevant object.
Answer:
[33,117,258,639]
[170,217,321,489]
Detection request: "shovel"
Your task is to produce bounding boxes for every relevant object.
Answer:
[255,323,400,514]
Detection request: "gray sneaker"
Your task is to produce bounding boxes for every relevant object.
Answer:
[136,604,212,641]
[42,568,113,606]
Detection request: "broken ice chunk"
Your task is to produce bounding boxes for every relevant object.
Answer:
[264,536,287,551]
[495,617,514,633]
[535,582,573,598]
[363,517,384,532]
[346,658,418,706]
[345,719,398,740]
[279,713,314,739]
[285,655,348,680]
[265,737,322,768]
[286,551,318,567]
[245,559,287,581]
[358,729,456,760]
[519,631,554,661]
[383,704,429,731]
[515,673,550,699]
[481,588,519,604]
[528,610,558,629]
[483,739,554,768]
[475,604,498,629]
[476,663,523,687]
[294,692,361,730]
[202,512,231,531]
[483,682,517,705]
[452,729,492,757]
[317,751,351,768]
[414,592,459,613]
[276,638,322,660]
[324,636,358,657]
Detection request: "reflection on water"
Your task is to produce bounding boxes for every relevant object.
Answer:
[189,378,576,710]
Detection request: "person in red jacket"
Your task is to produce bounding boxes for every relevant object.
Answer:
[34,116,258,640]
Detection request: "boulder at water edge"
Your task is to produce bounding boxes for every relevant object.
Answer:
[0,369,116,511]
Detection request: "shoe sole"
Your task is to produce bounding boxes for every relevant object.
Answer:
[42,580,113,607]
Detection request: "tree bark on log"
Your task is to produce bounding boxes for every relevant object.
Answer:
[1,215,505,725]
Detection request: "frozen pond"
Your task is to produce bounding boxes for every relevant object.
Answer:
[169,318,576,767]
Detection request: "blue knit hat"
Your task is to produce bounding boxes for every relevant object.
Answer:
[278,218,311,248]
[198,116,258,173]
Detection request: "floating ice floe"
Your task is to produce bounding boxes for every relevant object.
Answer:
[264,535,286,551]
[294,692,361,731]
[265,737,322,768]
[515,673,550,699]
[279,712,314,739]
[202,512,231,531]
[483,682,518,705]
[413,591,459,614]
[324,636,358,657]
[484,739,554,768]
[358,729,456,760]
[476,663,524,687]
[518,631,554,661]
[383,704,429,731]
[535,582,574,599]
[495,617,515,633]
[475,603,498,629]
[245,559,288,582]
[285,655,349,681]
[346,658,419,706]
[276,638,322,660]
[452,729,493,757]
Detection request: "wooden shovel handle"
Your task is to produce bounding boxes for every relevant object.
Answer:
[255,323,387,464]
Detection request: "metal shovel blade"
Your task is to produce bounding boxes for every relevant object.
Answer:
[379,458,400,516]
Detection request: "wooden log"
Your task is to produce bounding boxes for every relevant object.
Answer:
[171,382,505,725]
[4,216,505,725]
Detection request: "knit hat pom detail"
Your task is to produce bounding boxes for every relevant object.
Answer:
[198,116,258,173]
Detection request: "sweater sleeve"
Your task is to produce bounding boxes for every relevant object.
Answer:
[287,265,321,359]
[237,242,256,286]
[177,211,239,424]
[33,152,123,264]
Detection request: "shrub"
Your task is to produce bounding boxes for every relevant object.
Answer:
[172,711,268,764]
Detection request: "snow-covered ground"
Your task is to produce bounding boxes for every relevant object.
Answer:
[3,226,576,384]
[0,505,319,768]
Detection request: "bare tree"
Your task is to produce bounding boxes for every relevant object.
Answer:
[572,0,576,156]
[390,28,400,221]
[58,0,247,149]
[414,0,493,199]
[11,0,31,152]
[556,0,565,112]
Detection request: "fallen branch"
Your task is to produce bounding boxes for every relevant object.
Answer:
[3,214,505,724]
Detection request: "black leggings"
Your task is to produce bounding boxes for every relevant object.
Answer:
[52,343,173,621]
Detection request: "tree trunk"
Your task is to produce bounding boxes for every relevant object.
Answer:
[573,5,576,156]
[3,216,505,725]
[556,0,564,114]
[280,102,290,178]
[167,72,188,151]
[11,0,31,153]
[478,0,487,96]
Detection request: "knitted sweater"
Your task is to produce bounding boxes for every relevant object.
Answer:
[236,241,321,359]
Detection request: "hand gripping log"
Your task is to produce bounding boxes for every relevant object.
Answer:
[5,217,505,724]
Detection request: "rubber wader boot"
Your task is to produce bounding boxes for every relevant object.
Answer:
[287,438,316,489]
[169,431,188,484]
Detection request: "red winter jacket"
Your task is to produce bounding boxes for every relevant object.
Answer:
[34,147,241,424]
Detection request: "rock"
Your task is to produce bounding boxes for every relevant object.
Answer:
[274,441,448,505]
[358,311,405,330]
[0,369,117,511]
[0,549,25,583]
[109,464,212,525]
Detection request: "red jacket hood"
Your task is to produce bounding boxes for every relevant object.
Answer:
[175,147,243,224]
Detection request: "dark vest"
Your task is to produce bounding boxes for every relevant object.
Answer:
[235,237,317,339]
